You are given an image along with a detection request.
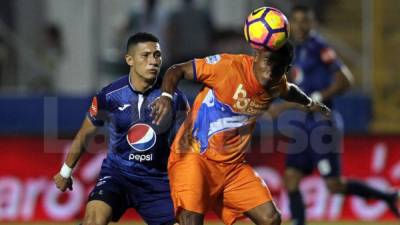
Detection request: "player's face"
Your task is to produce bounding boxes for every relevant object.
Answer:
[125,42,162,82]
[290,10,313,43]
[253,49,287,87]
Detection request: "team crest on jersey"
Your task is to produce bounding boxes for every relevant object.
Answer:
[126,123,156,151]
[89,97,98,117]
[291,66,304,84]
[320,47,337,64]
[205,54,221,64]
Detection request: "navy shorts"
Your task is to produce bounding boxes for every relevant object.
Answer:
[88,164,175,225]
[281,110,344,177]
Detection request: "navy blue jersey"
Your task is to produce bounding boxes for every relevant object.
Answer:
[88,75,189,178]
[291,32,343,107]
[284,33,345,175]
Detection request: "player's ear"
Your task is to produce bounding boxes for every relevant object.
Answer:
[125,54,134,66]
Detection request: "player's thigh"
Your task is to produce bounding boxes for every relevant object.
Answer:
[135,179,176,225]
[216,163,273,225]
[168,153,214,214]
[310,111,344,156]
[283,167,304,192]
[244,201,281,225]
[83,200,112,225]
[87,167,129,222]
[137,199,176,225]
[312,116,342,177]
[285,145,314,177]
[324,176,346,194]
[316,152,341,178]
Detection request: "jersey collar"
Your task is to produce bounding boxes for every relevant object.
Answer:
[128,74,159,95]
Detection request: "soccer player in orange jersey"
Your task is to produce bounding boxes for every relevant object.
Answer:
[151,42,330,225]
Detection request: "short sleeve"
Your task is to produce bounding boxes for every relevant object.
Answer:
[173,90,190,114]
[193,54,231,88]
[87,89,108,126]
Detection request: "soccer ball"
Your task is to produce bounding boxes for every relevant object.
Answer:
[244,7,289,50]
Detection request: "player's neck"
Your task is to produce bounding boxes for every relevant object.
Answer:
[129,73,156,93]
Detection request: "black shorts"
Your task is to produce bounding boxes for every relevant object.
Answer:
[88,164,175,225]
[282,110,344,177]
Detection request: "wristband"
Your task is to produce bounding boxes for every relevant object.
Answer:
[60,163,73,178]
[310,91,323,102]
[161,92,173,100]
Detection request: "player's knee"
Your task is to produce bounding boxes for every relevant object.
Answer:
[257,210,281,225]
[273,211,282,225]
[269,210,282,225]
[82,218,107,225]
[82,212,108,225]
[325,178,345,194]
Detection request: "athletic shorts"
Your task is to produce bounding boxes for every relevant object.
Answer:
[88,163,175,225]
[168,152,273,225]
[282,110,344,177]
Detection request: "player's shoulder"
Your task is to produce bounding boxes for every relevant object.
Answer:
[99,75,130,95]
[219,53,252,61]
[202,53,248,64]
[229,54,253,71]
[308,32,331,49]
[216,53,253,68]
[173,88,185,98]
[173,89,190,109]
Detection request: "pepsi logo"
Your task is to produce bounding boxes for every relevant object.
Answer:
[126,123,156,152]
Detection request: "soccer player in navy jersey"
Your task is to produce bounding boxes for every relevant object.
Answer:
[53,32,189,225]
[269,6,399,225]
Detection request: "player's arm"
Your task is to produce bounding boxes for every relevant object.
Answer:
[312,65,353,102]
[53,117,99,192]
[151,61,194,125]
[311,45,354,102]
[280,82,331,117]
[161,61,195,93]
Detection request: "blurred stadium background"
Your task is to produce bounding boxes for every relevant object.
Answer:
[1,0,400,224]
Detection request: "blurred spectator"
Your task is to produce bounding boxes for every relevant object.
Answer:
[165,0,214,65]
[291,0,327,22]
[0,0,16,90]
[30,24,64,93]
[116,0,167,47]
[212,29,251,54]
[0,37,14,88]
[110,0,168,75]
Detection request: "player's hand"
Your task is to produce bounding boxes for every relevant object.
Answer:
[150,96,173,125]
[307,100,331,117]
[53,173,73,192]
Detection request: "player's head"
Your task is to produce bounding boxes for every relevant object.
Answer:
[253,41,293,87]
[290,5,315,43]
[125,32,162,82]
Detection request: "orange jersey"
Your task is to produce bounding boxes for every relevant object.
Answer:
[171,54,288,163]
